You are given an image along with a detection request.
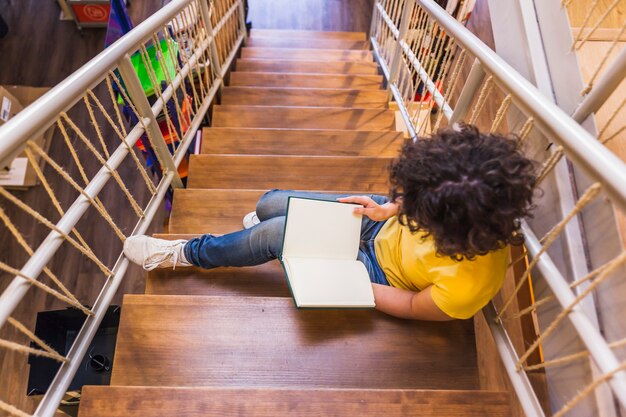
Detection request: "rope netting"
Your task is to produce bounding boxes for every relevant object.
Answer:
[0,2,232,414]
[373,2,626,415]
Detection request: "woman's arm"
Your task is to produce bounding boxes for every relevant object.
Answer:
[372,283,453,321]
[337,196,399,221]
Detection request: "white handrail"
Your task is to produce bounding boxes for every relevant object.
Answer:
[371,0,626,414]
[414,0,626,212]
[0,0,194,168]
[0,1,245,416]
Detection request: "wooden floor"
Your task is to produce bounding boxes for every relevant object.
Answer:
[0,0,501,415]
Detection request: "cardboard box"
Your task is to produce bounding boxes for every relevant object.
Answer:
[0,87,24,126]
[0,86,55,189]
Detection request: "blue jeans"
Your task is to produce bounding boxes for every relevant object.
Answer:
[183,190,390,285]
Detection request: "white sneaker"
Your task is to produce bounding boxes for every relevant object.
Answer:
[123,235,192,271]
[242,211,261,229]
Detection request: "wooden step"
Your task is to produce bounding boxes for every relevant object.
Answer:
[236,59,380,75]
[169,189,382,234]
[170,189,267,234]
[110,295,480,389]
[241,47,373,62]
[186,155,392,192]
[201,128,404,156]
[250,29,367,41]
[230,72,383,90]
[147,261,289,297]
[246,37,368,50]
[79,386,510,417]
[222,87,388,108]
[212,105,396,130]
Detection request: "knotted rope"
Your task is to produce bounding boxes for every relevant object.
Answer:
[524,338,626,372]
[490,94,513,133]
[496,183,603,320]
[0,400,31,417]
[516,251,626,369]
[580,19,626,95]
[574,0,621,50]
[7,317,67,362]
[434,50,467,131]
[59,113,144,218]
[0,186,112,277]
[535,146,564,185]
[553,361,626,417]
[468,75,494,125]
[90,85,156,194]
[517,117,535,143]
[26,139,126,244]
[0,260,92,316]
[0,205,80,307]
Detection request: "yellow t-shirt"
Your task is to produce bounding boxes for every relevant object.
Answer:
[374,217,509,319]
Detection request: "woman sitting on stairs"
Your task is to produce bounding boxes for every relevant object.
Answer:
[124,125,536,321]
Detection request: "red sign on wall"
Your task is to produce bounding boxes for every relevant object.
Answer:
[71,3,111,23]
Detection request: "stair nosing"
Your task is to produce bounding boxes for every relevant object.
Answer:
[213,104,393,111]
[193,154,395,160]
[202,127,403,133]
[237,58,378,64]
[231,71,381,77]
[242,47,372,53]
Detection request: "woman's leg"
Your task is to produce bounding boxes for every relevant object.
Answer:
[256,190,389,238]
[184,216,285,269]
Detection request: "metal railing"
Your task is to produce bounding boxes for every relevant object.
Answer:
[370,1,626,416]
[0,1,245,416]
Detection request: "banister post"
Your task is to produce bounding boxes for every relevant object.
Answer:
[238,0,248,42]
[387,0,416,99]
[117,55,184,189]
[198,0,223,79]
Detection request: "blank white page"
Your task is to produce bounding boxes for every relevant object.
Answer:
[283,257,375,308]
[282,197,362,260]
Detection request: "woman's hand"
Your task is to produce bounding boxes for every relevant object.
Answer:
[337,195,399,221]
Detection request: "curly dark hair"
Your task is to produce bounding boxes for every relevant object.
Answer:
[389,125,536,260]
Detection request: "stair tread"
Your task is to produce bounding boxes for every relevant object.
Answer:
[170,188,265,234]
[229,72,383,89]
[246,37,369,50]
[186,155,392,191]
[250,29,367,40]
[242,47,373,62]
[170,188,378,234]
[110,295,479,389]
[201,128,403,156]
[212,105,396,130]
[147,261,289,297]
[236,59,380,74]
[221,86,387,108]
[79,386,510,417]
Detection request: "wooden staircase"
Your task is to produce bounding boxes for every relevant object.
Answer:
[78,29,510,417]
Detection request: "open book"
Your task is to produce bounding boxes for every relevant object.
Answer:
[280,197,376,308]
